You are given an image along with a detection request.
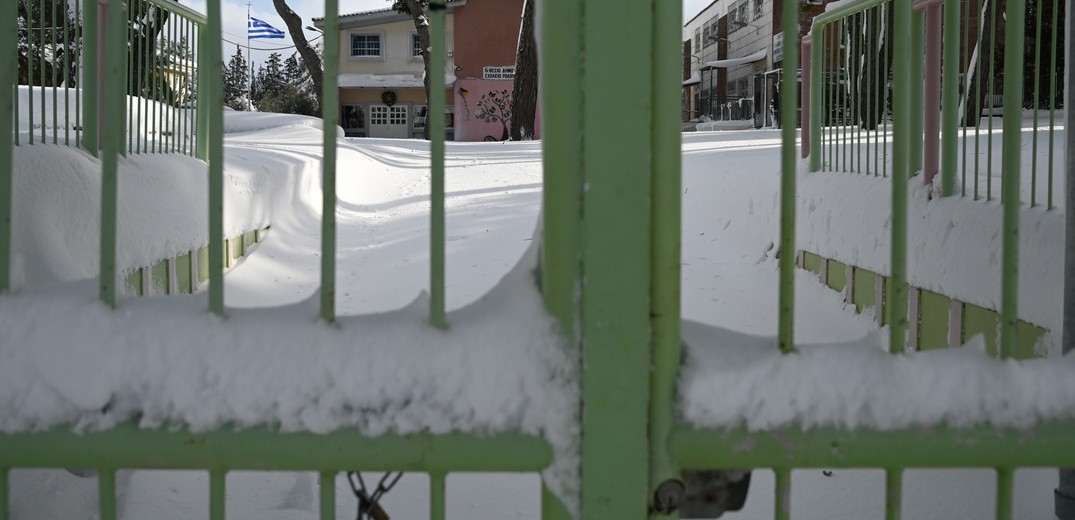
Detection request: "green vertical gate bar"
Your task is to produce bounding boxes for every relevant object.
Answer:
[998,0,1023,358]
[27,12,34,147]
[984,0,995,201]
[51,0,57,146]
[995,468,1013,520]
[909,9,924,175]
[0,467,7,520]
[941,0,959,197]
[136,0,144,155]
[83,0,98,155]
[428,0,447,329]
[210,470,225,520]
[540,0,583,339]
[319,0,340,323]
[206,0,225,316]
[809,24,824,171]
[73,0,80,147]
[774,469,790,520]
[778,0,799,353]
[196,23,209,161]
[889,0,911,353]
[99,0,128,308]
[99,469,117,520]
[1046,0,1058,211]
[38,1,45,145]
[0,0,15,293]
[885,468,902,520]
[430,472,445,520]
[648,0,682,511]
[537,11,581,512]
[580,0,653,517]
[319,471,335,520]
[1030,0,1043,207]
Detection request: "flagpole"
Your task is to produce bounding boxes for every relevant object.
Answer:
[247,0,252,101]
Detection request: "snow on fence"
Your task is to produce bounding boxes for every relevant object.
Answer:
[2,0,1075,519]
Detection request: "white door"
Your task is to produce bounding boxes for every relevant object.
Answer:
[369,105,409,138]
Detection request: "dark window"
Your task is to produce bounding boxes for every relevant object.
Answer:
[351,34,381,57]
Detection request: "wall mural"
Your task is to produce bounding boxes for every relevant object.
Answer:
[454,79,513,142]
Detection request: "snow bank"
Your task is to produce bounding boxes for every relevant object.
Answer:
[10,120,322,289]
[680,320,1075,431]
[223,112,325,134]
[0,238,579,511]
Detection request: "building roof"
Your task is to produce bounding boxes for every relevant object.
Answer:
[313,0,466,29]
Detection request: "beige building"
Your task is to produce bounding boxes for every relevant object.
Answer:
[314,3,463,138]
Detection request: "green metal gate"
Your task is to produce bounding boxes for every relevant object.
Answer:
[1,0,1074,518]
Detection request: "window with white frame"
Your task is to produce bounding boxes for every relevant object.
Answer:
[350,33,381,57]
[483,66,515,80]
[412,33,422,58]
[754,0,763,18]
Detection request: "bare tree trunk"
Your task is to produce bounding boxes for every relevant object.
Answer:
[510,0,537,140]
[272,0,325,115]
[399,0,433,140]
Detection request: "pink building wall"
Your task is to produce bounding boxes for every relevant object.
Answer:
[453,79,541,142]
[450,0,541,142]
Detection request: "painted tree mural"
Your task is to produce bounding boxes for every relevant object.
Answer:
[474,89,512,141]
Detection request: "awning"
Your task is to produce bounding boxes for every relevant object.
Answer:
[683,73,701,86]
[338,73,457,89]
[703,49,768,69]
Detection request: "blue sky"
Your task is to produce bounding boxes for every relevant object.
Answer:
[183,0,713,69]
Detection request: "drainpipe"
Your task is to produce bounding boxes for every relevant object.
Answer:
[1059,2,1075,518]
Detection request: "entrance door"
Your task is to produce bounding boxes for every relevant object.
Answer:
[369,105,409,138]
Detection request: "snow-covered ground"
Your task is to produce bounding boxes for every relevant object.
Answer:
[3,113,1069,518]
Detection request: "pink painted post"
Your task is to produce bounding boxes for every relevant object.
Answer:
[922,3,942,185]
[801,37,812,159]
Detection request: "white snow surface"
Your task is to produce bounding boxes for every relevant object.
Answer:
[3,115,1071,518]
[680,322,1075,431]
[797,123,1068,352]
[0,248,576,440]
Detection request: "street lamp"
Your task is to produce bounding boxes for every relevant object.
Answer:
[305,25,323,33]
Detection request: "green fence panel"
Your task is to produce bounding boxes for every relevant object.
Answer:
[852,267,876,313]
[918,289,950,350]
[964,302,1000,355]
[826,258,847,293]
[176,252,192,294]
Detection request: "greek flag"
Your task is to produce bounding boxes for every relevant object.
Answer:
[248,16,285,39]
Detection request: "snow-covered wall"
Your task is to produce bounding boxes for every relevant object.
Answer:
[9,113,325,290]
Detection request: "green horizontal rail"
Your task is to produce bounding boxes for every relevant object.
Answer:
[0,424,552,472]
[148,0,209,26]
[670,422,1075,468]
